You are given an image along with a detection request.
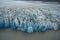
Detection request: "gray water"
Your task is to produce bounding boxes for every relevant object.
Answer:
[0,28,60,40]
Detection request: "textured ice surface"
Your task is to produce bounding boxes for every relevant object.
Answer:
[0,5,60,33]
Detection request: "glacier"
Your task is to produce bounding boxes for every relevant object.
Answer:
[0,1,60,33]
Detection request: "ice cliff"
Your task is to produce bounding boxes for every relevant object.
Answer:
[0,2,60,33]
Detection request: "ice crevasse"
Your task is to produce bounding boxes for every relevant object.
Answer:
[0,6,60,33]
